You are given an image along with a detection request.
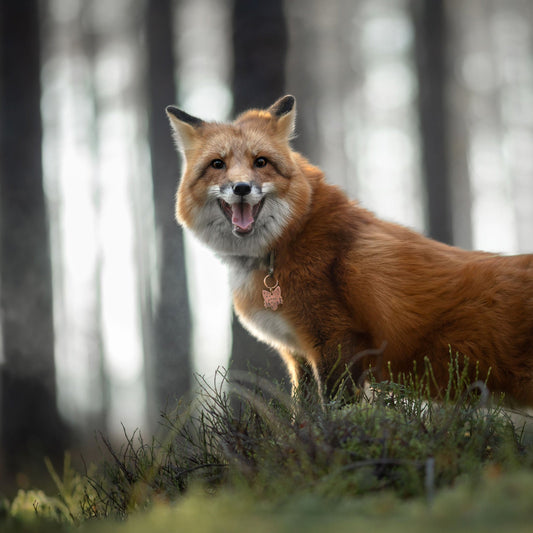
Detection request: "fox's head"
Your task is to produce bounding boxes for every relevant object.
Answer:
[166,95,312,259]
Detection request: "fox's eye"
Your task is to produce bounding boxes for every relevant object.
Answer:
[254,157,268,168]
[210,159,225,170]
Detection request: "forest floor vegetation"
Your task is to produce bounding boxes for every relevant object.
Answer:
[2,355,533,532]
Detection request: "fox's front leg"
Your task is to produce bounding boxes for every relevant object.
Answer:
[278,348,323,401]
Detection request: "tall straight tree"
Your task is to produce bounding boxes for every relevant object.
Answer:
[412,0,454,245]
[146,0,191,409]
[232,0,288,112]
[0,1,67,479]
[230,0,288,381]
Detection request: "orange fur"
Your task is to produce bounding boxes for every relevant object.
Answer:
[167,96,533,404]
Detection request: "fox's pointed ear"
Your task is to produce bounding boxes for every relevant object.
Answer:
[268,95,296,140]
[166,106,205,153]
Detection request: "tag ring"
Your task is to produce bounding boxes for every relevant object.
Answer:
[263,274,278,290]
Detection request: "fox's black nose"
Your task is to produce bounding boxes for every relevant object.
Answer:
[233,182,252,196]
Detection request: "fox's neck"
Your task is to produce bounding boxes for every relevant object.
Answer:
[222,253,270,272]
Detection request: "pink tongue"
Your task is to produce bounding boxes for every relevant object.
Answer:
[231,202,254,231]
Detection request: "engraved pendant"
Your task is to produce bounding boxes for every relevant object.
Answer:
[263,274,283,311]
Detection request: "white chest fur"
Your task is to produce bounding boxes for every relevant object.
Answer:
[228,264,303,354]
[238,308,302,354]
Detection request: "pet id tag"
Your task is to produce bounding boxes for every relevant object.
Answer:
[263,274,283,311]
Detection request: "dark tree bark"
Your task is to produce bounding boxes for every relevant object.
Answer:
[146,0,191,410]
[230,0,288,383]
[0,0,68,481]
[284,0,322,164]
[232,0,289,112]
[412,0,454,245]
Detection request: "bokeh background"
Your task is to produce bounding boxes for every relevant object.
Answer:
[0,0,532,490]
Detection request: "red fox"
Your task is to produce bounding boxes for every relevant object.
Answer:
[166,95,533,404]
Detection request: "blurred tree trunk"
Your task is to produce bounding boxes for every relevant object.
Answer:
[284,0,321,162]
[412,0,454,245]
[146,0,191,410]
[286,0,353,188]
[230,0,287,383]
[445,2,473,250]
[0,0,68,481]
[232,0,288,112]
[79,1,110,436]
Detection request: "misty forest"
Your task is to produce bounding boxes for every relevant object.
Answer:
[1,0,533,527]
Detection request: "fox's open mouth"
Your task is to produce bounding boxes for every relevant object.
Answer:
[219,198,265,235]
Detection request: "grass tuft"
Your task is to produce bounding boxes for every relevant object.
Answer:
[82,356,533,519]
